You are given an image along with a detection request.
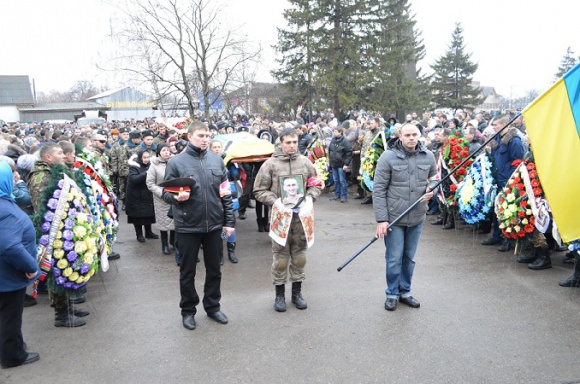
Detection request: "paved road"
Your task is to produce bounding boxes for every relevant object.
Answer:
[3,191,579,384]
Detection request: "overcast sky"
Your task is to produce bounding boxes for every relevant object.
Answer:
[1,0,578,99]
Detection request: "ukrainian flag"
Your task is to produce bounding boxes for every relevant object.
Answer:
[522,63,580,243]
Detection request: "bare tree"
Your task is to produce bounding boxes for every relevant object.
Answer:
[109,0,260,118]
[36,81,101,103]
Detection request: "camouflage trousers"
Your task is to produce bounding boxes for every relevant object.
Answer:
[118,176,127,201]
[271,214,307,285]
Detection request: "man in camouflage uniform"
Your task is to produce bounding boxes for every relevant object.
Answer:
[27,142,89,328]
[109,128,130,203]
[90,134,111,174]
[360,117,383,204]
[118,130,142,208]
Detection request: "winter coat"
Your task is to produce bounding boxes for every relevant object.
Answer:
[253,146,322,207]
[373,139,437,227]
[125,155,155,219]
[0,195,39,292]
[146,156,174,231]
[162,143,235,234]
[489,127,525,188]
[328,135,353,168]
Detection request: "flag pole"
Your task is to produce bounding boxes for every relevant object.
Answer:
[337,113,522,272]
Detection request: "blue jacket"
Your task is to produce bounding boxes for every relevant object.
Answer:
[0,196,39,292]
[490,128,525,188]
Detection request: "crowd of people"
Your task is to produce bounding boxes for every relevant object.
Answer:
[0,108,578,367]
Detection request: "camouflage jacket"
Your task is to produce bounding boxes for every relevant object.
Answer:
[27,161,53,214]
[110,140,130,177]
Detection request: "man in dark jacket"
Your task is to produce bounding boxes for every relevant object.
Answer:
[481,115,524,251]
[296,124,313,155]
[373,123,437,311]
[163,122,235,331]
[328,126,353,202]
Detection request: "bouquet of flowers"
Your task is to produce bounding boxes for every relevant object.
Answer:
[305,126,329,182]
[312,157,329,182]
[74,152,119,261]
[76,147,112,189]
[456,153,495,224]
[495,160,543,240]
[437,133,473,206]
[173,118,191,132]
[361,130,389,191]
[34,168,100,295]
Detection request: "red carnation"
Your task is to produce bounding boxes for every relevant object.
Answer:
[449,138,457,145]
[525,224,534,233]
[533,187,542,196]
[453,145,463,153]
[529,170,538,179]
[518,211,525,218]
[516,183,524,191]
[519,190,526,197]
[526,163,535,170]
[450,184,457,192]
[460,151,469,158]
[519,200,528,208]
[455,131,461,136]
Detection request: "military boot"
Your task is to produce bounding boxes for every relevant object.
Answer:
[54,306,86,328]
[517,248,538,264]
[559,254,580,287]
[528,247,552,270]
[291,282,307,309]
[274,284,286,312]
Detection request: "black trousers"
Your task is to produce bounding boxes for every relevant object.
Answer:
[177,230,222,317]
[0,288,28,368]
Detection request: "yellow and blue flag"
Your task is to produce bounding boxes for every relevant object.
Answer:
[522,63,580,243]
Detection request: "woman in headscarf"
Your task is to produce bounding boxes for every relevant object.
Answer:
[126,150,157,243]
[0,162,40,369]
[146,144,175,255]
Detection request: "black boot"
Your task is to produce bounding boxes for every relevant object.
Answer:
[517,248,538,263]
[291,282,307,309]
[67,299,90,317]
[257,218,265,232]
[169,230,175,249]
[528,247,552,270]
[431,212,447,225]
[261,217,269,233]
[274,284,286,312]
[227,242,238,263]
[160,231,171,255]
[442,213,455,229]
[559,254,580,287]
[54,305,86,328]
[145,225,159,239]
[135,225,145,243]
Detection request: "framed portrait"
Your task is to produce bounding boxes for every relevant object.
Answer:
[279,175,304,206]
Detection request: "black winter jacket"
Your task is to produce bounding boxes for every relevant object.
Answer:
[126,157,155,218]
[328,135,353,168]
[162,143,235,233]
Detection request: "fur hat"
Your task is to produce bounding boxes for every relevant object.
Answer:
[129,131,142,139]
